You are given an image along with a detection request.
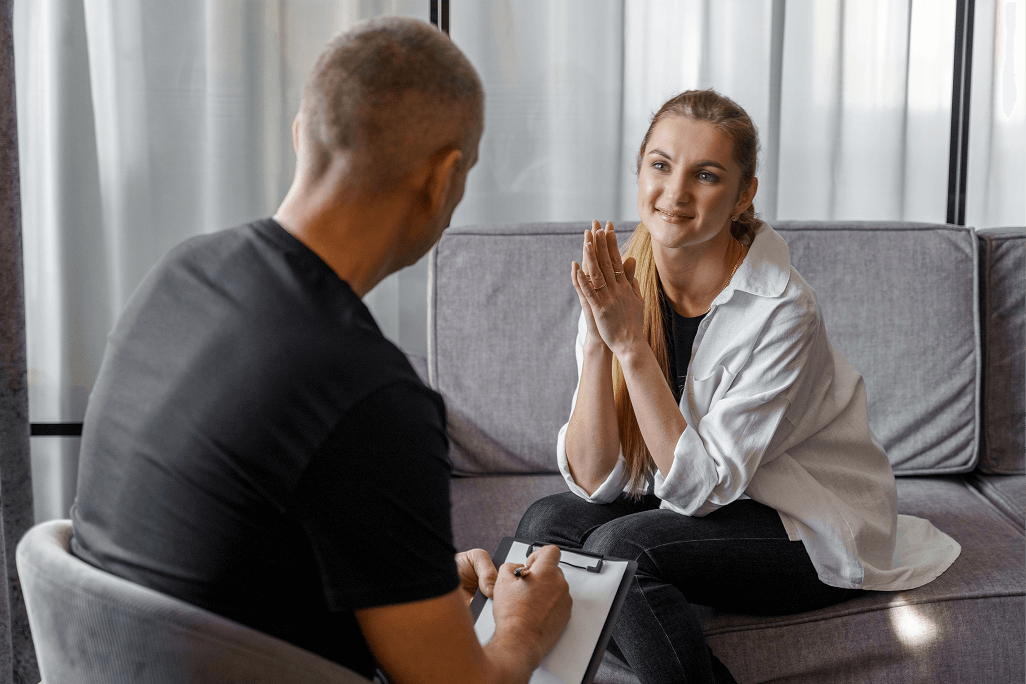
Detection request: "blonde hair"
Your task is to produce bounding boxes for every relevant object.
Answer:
[615,89,761,493]
[613,223,670,494]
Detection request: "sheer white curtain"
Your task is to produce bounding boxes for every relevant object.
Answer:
[15,0,1024,521]
[16,0,102,521]
[450,0,627,226]
[15,0,428,521]
[619,0,964,224]
[967,0,1025,227]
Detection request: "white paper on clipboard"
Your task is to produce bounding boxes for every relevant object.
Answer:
[472,541,629,684]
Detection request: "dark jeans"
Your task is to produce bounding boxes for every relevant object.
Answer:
[516,493,861,684]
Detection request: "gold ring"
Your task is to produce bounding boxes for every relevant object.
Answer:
[613,271,624,276]
[593,283,606,290]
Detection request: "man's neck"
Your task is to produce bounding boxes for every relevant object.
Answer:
[273,180,414,298]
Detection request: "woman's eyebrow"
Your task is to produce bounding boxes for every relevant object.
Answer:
[695,160,728,171]
[647,150,729,172]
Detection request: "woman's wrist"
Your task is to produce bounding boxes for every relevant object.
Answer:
[583,333,611,357]
[610,333,650,369]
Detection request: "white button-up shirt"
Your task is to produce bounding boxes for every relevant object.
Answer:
[556,222,960,591]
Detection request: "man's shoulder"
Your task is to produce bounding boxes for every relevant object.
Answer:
[106,216,419,425]
[125,220,288,320]
[124,218,367,348]
[155,219,303,286]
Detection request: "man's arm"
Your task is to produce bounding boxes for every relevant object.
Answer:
[357,545,571,684]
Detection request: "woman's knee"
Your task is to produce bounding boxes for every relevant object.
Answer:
[581,514,649,562]
[515,492,586,543]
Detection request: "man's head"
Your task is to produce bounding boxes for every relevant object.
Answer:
[297,17,484,193]
[276,18,483,293]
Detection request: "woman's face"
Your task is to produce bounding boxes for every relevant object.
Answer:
[637,115,753,251]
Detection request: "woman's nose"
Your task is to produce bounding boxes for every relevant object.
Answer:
[663,173,691,206]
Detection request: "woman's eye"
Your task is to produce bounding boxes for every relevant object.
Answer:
[698,170,718,182]
[652,161,669,171]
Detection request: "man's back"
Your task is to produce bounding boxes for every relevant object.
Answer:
[71,218,458,677]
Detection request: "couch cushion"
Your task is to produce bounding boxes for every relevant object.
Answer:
[773,222,980,475]
[966,473,1025,530]
[595,476,1025,683]
[430,222,620,474]
[450,474,568,553]
[977,228,1025,474]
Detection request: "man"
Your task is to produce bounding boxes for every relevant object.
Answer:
[71,16,571,684]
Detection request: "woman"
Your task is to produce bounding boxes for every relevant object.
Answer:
[516,90,960,684]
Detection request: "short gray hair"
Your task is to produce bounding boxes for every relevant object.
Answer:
[301,17,484,185]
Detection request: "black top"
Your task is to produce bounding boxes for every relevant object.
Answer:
[660,292,707,401]
[71,219,458,677]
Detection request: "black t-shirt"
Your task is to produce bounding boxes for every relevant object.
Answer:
[71,219,459,677]
[660,292,707,401]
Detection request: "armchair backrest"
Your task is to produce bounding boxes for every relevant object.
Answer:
[16,520,371,684]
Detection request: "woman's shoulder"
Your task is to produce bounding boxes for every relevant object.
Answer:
[716,269,821,357]
[780,265,820,310]
[740,223,821,316]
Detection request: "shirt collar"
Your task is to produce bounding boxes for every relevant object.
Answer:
[722,219,791,299]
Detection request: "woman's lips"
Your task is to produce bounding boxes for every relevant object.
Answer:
[658,209,691,222]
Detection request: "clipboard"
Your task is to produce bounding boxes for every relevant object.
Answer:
[469,537,637,684]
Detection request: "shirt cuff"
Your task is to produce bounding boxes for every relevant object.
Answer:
[652,424,720,516]
[556,421,628,503]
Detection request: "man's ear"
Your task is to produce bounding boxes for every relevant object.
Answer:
[423,147,464,217]
[292,114,301,154]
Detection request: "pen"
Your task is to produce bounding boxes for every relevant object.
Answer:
[513,565,530,579]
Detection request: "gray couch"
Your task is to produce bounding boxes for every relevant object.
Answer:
[418,221,1025,683]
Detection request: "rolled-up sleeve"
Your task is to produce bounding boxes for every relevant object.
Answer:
[555,312,630,502]
[557,421,629,502]
[654,289,821,516]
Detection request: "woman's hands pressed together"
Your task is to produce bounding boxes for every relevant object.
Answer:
[567,220,688,484]
[564,220,641,494]
[572,220,645,359]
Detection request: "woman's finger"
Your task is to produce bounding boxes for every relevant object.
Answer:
[581,227,591,271]
[582,225,606,291]
[592,220,617,284]
[630,273,643,300]
[574,262,599,300]
[605,222,626,279]
[623,256,637,283]
[570,262,588,300]
[573,263,605,345]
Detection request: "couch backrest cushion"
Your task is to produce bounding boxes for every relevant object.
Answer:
[430,221,981,476]
[773,222,980,475]
[977,228,1025,475]
[429,223,591,474]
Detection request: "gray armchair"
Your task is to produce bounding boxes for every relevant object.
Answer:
[16,519,372,684]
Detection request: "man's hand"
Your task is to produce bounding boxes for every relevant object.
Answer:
[456,548,497,605]
[356,545,572,684]
[488,544,573,668]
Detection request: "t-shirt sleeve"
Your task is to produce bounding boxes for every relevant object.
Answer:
[292,379,459,612]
